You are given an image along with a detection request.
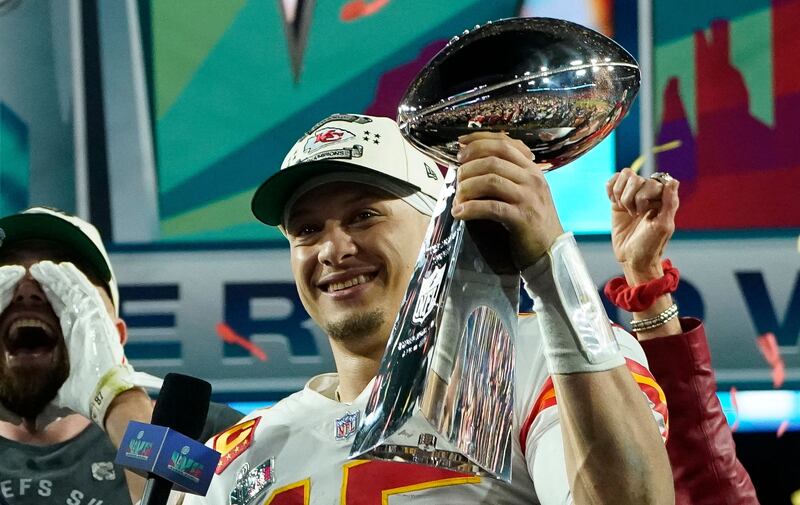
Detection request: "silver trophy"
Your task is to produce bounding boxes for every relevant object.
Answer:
[351,17,639,481]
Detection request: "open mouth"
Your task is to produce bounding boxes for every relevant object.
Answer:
[4,319,58,357]
[323,273,377,293]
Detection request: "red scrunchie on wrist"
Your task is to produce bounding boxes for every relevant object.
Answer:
[604,259,680,312]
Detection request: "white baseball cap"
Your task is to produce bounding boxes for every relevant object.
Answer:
[251,114,444,226]
[0,207,119,315]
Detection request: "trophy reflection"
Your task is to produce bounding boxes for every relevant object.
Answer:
[350,16,640,482]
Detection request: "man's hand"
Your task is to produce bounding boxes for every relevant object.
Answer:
[0,265,25,312]
[452,131,564,270]
[607,168,682,340]
[29,261,160,428]
[0,265,26,424]
[607,168,679,282]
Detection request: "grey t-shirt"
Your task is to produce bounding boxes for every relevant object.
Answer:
[0,403,243,505]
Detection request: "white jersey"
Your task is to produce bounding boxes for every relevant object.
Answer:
[184,317,666,505]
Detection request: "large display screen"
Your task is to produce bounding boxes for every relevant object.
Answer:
[653,0,800,230]
[141,0,620,244]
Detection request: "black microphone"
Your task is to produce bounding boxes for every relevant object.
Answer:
[140,373,212,505]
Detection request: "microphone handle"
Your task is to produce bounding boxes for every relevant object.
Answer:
[141,475,174,505]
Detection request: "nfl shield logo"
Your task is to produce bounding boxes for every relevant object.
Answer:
[335,411,360,441]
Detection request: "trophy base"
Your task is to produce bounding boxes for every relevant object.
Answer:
[367,441,484,476]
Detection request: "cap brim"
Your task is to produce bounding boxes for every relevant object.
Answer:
[251,160,420,226]
[0,213,112,283]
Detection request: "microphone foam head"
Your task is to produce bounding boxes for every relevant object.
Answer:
[151,373,212,441]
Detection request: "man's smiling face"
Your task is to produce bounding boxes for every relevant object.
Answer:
[285,182,429,353]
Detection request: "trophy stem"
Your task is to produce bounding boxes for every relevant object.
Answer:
[351,163,519,481]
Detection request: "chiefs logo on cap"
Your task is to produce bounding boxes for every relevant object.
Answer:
[303,127,355,154]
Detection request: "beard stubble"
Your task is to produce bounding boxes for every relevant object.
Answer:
[0,344,69,420]
[326,309,386,345]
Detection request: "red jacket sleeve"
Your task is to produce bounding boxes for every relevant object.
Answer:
[640,317,760,505]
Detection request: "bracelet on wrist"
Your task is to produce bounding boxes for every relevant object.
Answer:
[630,303,679,332]
[603,259,680,312]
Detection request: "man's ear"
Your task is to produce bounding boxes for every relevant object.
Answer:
[115,317,128,346]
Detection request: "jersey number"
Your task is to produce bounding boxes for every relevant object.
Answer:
[265,460,479,504]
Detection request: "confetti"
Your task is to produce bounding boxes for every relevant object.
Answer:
[756,332,785,388]
[729,387,740,433]
[216,322,268,361]
[630,140,683,173]
[340,0,391,22]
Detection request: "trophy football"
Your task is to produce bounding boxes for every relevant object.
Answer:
[350,17,640,481]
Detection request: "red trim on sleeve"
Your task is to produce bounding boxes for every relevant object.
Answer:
[626,358,670,440]
[519,377,556,454]
[518,359,669,454]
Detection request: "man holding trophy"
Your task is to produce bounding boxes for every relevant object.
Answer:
[182,114,672,504]
[182,18,674,505]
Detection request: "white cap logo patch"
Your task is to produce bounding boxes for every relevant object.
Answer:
[303,127,355,154]
[252,114,445,226]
